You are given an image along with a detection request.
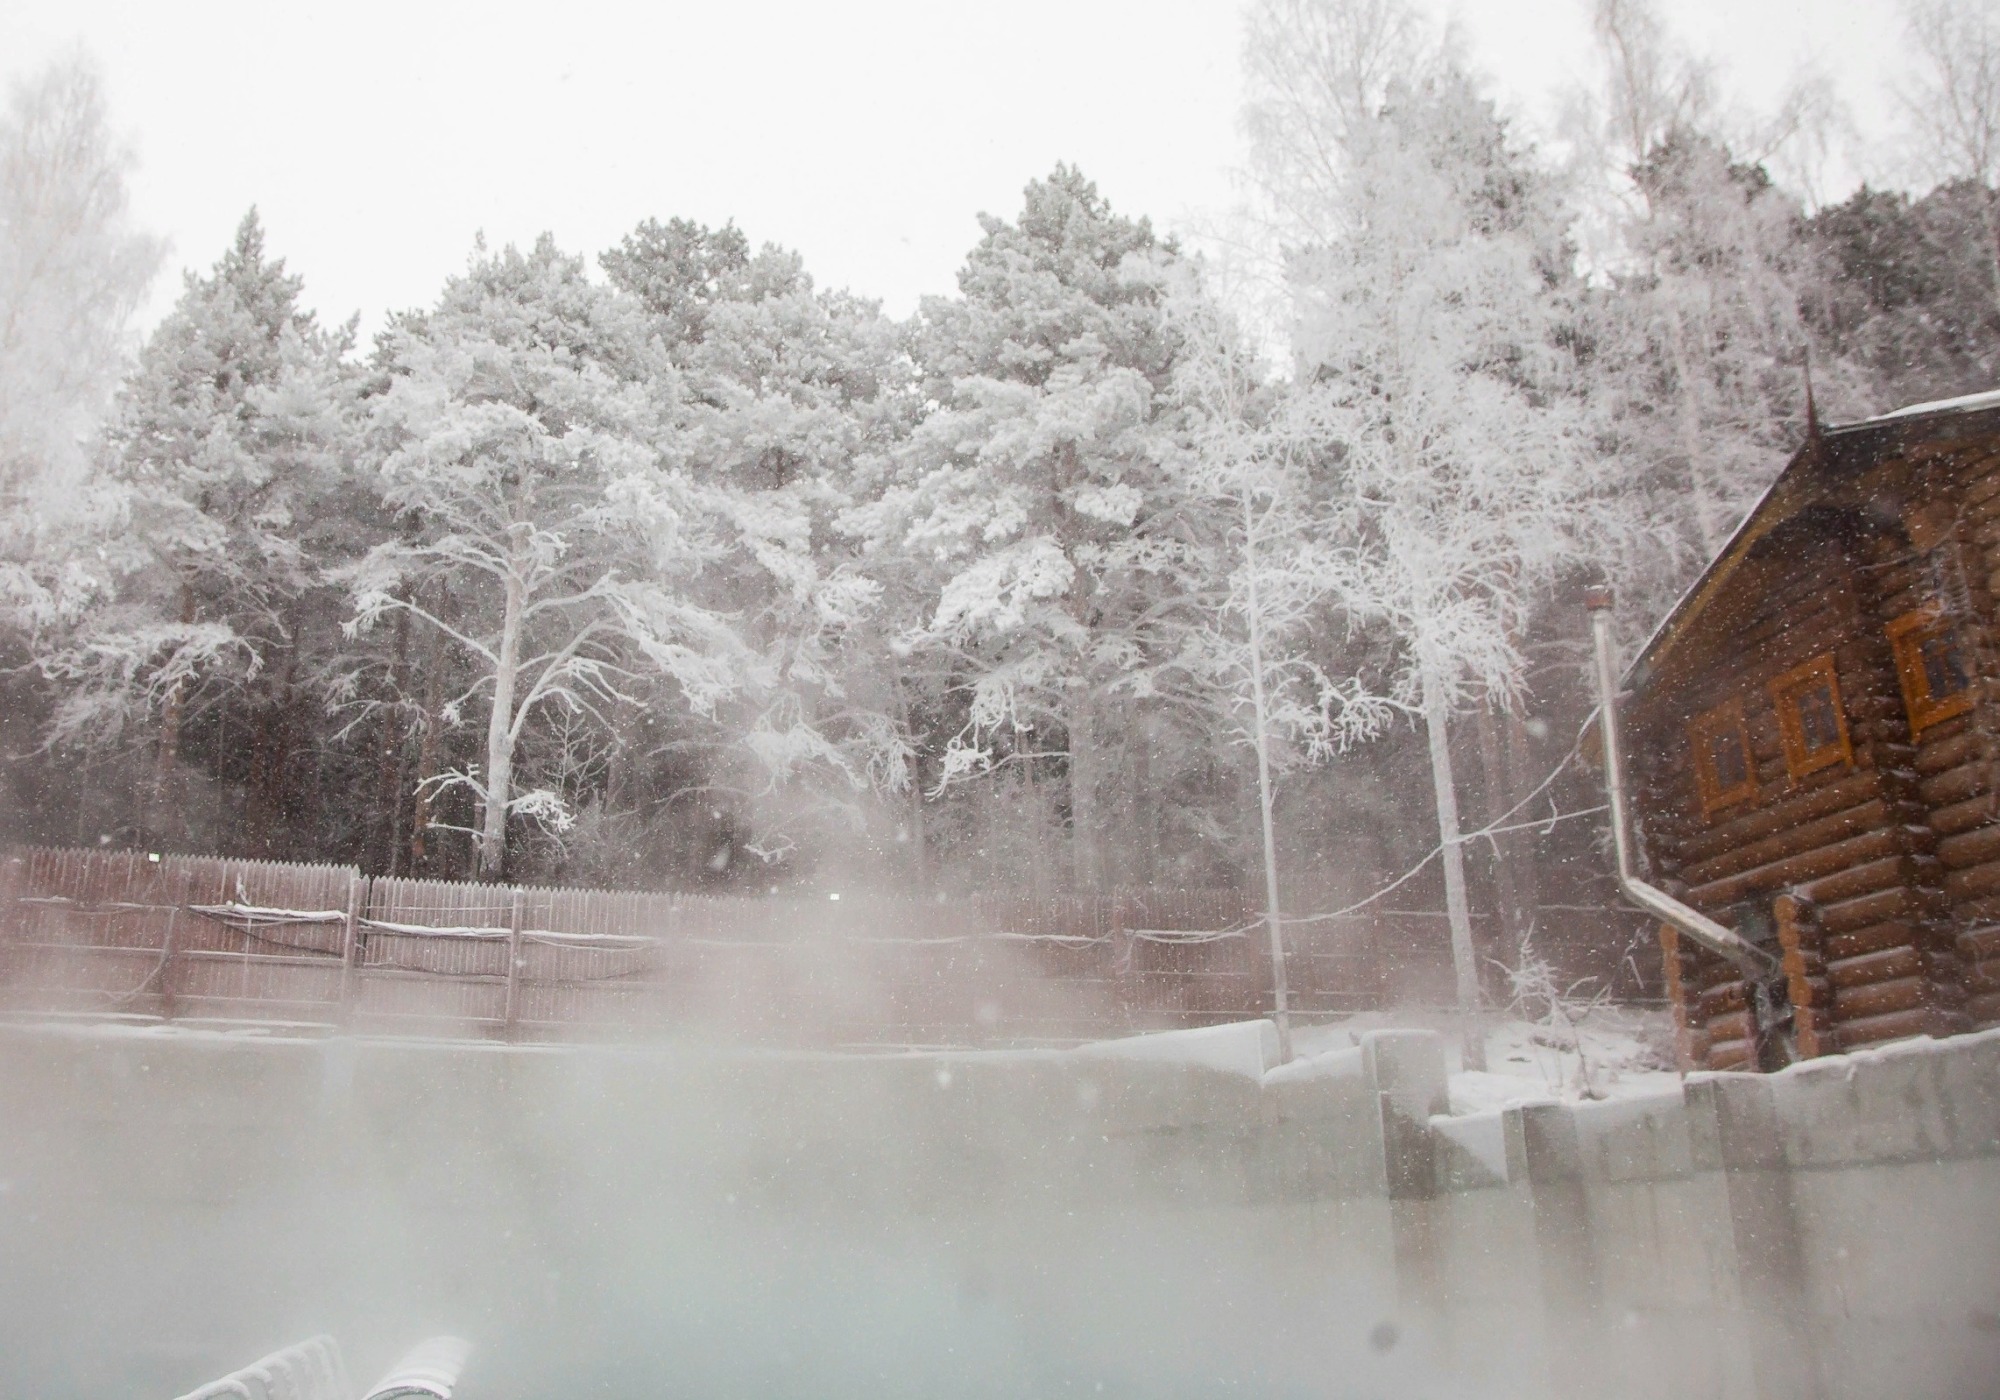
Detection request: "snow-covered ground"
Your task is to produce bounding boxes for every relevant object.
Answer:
[1289,1005,1683,1114]
[3,1004,1687,1113]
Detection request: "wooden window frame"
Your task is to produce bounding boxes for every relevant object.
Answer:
[1887,604,1975,736]
[1690,696,1756,817]
[1768,653,1853,782]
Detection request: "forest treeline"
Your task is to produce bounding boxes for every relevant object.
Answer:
[2,0,1997,1008]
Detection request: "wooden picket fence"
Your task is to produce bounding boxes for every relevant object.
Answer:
[0,845,1488,1046]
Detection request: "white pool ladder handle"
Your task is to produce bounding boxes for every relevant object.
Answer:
[360,1336,474,1400]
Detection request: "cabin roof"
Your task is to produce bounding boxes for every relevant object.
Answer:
[1624,388,2000,695]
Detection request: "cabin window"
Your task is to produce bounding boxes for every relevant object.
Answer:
[1769,654,1852,781]
[1690,697,1755,816]
[1888,605,1974,735]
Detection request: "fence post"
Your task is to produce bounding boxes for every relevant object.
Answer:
[0,850,22,933]
[338,873,363,1028]
[0,852,23,993]
[1109,889,1132,1030]
[158,904,181,1022]
[502,887,524,1040]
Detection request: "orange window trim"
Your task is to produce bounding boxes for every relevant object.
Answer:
[1689,695,1756,818]
[1887,604,1975,736]
[1768,653,1853,781]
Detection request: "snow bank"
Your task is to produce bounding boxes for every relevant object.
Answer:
[1430,1108,1511,1181]
[1701,1022,2000,1090]
[1261,1043,1364,1087]
[1072,1019,1280,1080]
[1447,1070,1560,1116]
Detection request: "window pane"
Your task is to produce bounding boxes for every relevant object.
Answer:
[1795,682,1841,753]
[1710,726,1749,791]
[1919,630,1969,701]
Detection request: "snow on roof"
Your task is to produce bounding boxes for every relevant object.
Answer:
[1862,387,2000,423]
[1624,387,2000,687]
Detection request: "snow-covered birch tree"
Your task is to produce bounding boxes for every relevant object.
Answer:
[349,236,751,881]
[1569,0,1865,601]
[1167,289,1389,1063]
[1246,0,1629,1063]
[0,53,160,636]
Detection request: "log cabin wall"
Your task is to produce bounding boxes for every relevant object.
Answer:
[1916,436,2000,1029]
[1822,515,1964,1050]
[1631,518,1926,1068]
[1626,413,2000,1069]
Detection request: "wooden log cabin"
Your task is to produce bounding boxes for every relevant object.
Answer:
[1622,390,2000,1071]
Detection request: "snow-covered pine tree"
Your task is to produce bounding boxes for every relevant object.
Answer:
[893,166,1186,892]
[1809,182,2000,408]
[41,209,358,849]
[348,235,751,881]
[1897,0,2000,319]
[607,219,917,868]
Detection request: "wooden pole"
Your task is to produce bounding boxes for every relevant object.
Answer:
[0,851,23,963]
[502,887,524,1039]
[158,905,180,1023]
[1241,490,1294,1064]
[338,873,363,1028]
[1423,666,1485,1072]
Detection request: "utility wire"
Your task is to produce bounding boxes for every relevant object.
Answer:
[1282,707,1603,928]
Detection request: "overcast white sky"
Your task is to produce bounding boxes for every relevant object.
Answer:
[3,0,1909,337]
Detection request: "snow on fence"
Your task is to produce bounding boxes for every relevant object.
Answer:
[0,846,1455,1044]
[0,847,358,1025]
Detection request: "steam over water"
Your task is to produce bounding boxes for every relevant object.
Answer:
[10,1000,2000,1399]
[0,1025,1451,1400]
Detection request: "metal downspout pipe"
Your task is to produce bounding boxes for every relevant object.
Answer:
[1585,589,1783,984]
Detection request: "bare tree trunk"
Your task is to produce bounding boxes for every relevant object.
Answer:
[247,640,298,858]
[370,606,412,875]
[906,771,930,895]
[892,670,930,895]
[1667,307,1726,559]
[408,623,448,872]
[1477,705,1534,958]
[1022,734,1049,902]
[477,568,526,882]
[1242,493,1293,1064]
[151,684,185,844]
[603,694,633,818]
[1069,690,1103,893]
[386,731,413,878]
[1504,708,1542,937]
[1980,188,2000,323]
[1423,666,1485,1071]
[149,583,196,845]
[260,697,290,859]
[1131,708,1156,886]
[245,704,272,843]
